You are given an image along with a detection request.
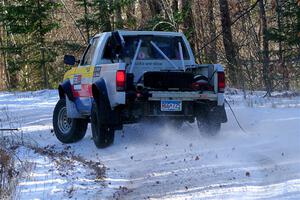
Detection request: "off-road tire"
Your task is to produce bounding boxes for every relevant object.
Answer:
[196,115,221,136]
[168,119,184,129]
[53,99,88,143]
[91,101,115,148]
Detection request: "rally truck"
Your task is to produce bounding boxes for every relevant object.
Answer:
[53,31,227,148]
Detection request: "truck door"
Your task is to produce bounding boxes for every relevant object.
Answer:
[72,37,99,114]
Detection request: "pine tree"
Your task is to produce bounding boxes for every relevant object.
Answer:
[75,0,94,41]
[267,0,300,90]
[92,0,112,32]
[268,0,300,46]
[0,0,60,89]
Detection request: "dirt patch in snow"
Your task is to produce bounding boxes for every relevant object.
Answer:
[25,144,106,180]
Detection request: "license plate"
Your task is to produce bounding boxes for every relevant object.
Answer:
[161,100,182,112]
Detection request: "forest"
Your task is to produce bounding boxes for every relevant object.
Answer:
[0,0,299,93]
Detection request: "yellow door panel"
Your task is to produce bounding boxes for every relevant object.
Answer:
[75,66,95,79]
[63,67,77,81]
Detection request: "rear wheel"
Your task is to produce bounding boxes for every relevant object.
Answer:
[91,101,115,148]
[53,99,88,143]
[196,115,221,136]
[168,119,184,129]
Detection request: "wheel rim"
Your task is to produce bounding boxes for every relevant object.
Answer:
[57,107,73,134]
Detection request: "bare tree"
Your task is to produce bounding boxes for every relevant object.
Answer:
[37,0,48,89]
[207,0,217,63]
[219,0,239,86]
[275,0,289,90]
[177,0,184,32]
[114,0,123,29]
[0,26,8,90]
[258,0,272,95]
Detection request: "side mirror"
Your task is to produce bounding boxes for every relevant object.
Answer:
[64,55,76,66]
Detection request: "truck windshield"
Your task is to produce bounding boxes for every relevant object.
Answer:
[122,36,190,60]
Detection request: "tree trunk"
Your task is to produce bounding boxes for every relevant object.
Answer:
[1,0,11,89]
[37,0,48,89]
[276,0,289,90]
[258,0,272,95]
[147,0,161,17]
[0,26,6,90]
[207,0,217,63]
[177,0,184,32]
[218,0,238,86]
[114,0,123,29]
[83,0,90,41]
[136,0,152,29]
[100,0,112,32]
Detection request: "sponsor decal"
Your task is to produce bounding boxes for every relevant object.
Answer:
[93,67,101,79]
[73,74,82,92]
[73,74,82,86]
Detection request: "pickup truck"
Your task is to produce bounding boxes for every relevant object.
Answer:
[53,31,227,148]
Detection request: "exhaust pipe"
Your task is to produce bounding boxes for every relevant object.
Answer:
[136,83,144,92]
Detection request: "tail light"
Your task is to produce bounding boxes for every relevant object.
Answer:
[116,70,126,91]
[191,81,214,91]
[218,72,225,93]
[191,82,201,90]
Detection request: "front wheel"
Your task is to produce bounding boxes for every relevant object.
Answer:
[53,99,88,143]
[91,101,115,148]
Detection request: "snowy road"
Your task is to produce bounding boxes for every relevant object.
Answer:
[0,90,300,199]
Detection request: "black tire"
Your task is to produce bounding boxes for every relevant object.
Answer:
[53,99,88,143]
[196,115,221,136]
[168,119,184,129]
[91,101,115,148]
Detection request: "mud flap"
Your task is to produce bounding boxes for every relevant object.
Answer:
[208,105,227,123]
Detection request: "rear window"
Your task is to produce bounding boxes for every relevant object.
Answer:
[123,36,189,60]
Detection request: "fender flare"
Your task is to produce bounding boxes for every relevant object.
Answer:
[58,80,75,101]
[92,78,111,110]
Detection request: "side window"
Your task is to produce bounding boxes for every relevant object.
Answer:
[102,36,112,59]
[81,37,99,66]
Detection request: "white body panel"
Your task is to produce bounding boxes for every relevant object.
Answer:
[213,64,225,106]
[97,63,126,108]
